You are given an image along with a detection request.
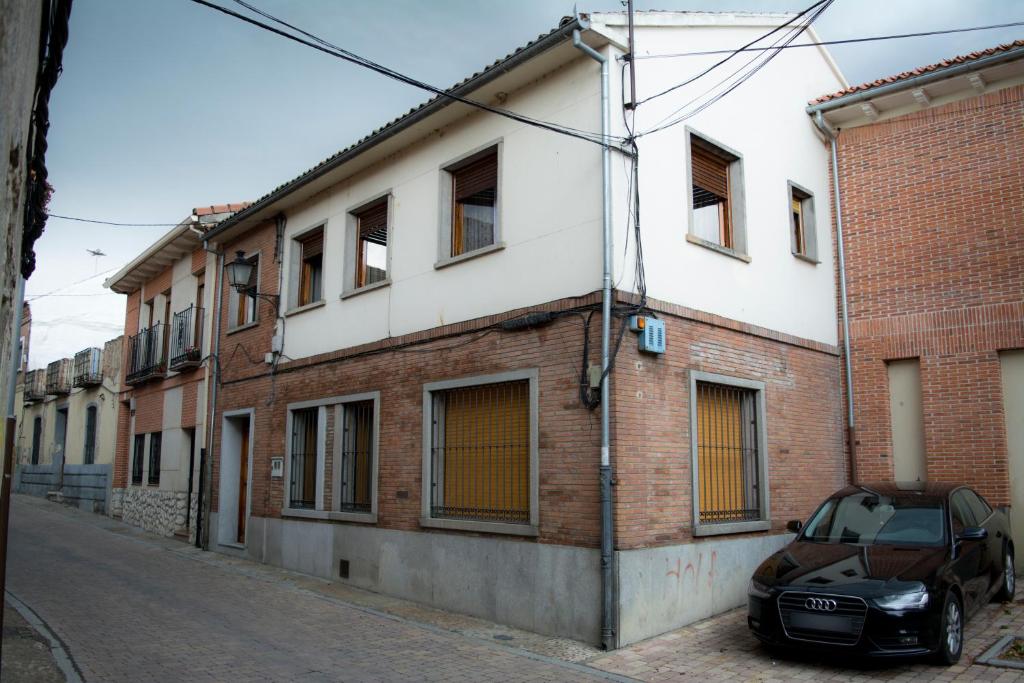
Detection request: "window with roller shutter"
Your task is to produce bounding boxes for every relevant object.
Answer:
[436,144,502,265]
[687,131,747,257]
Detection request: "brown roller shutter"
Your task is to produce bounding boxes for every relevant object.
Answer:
[301,229,323,258]
[356,200,389,245]
[454,151,498,200]
[691,145,729,198]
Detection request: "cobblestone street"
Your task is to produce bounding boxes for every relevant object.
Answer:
[5,496,619,683]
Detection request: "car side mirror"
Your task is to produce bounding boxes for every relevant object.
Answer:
[786,520,803,533]
[957,526,988,542]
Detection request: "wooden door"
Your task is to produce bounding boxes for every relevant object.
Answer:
[237,418,250,543]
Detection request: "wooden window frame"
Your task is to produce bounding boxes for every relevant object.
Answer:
[282,392,380,523]
[420,369,539,536]
[291,227,325,310]
[688,371,770,537]
[787,180,818,263]
[343,194,392,299]
[685,128,748,260]
[228,253,260,330]
[435,142,505,269]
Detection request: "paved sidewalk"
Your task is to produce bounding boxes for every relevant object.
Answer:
[1,603,66,683]
[590,597,1024,682]
[6,495,623,683]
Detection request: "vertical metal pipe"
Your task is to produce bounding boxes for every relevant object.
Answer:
[573,27,615,651]
[201,248,223,550]
[814,112,857,484]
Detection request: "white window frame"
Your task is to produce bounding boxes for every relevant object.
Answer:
[689,370,770,537]
[286,223,327,314]
[420,368,539,536]
[227,250,261,331]
[435,140,505,269]
[787,180,819,263]
[282,393,380,523]
[342,192,393,299]
[684,127,749,262]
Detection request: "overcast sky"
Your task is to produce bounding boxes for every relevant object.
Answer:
[25,0,1023,368]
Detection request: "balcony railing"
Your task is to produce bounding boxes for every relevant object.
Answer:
[45,358,72,395]
[126,323,167,385]
[169,305,204,371]
[23,369,45,402]
[73,347,103,387]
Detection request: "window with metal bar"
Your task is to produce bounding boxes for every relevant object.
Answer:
[131,434,145,484]
[429,379,529,524]
[695,382,761,524]
[84,405,97,465]
[148,432,162,486]
[338,400,374,512]
[289,407,318,509]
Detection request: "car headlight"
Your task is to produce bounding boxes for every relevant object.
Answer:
[748,578,772,599]
[875,585,929,611]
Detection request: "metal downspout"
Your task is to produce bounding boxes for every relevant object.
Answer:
[814,112,857,483]
[573,27,616,651]
[201,247,224,549]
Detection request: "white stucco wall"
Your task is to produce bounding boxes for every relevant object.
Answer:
[612,16,845,345]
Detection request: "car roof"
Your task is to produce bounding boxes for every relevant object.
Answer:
[833,481,965,502]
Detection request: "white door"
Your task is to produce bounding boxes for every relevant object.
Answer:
[999,351,1024,572]
[887,359,926,482]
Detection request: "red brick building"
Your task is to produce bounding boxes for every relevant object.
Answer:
[809,41,1024,563]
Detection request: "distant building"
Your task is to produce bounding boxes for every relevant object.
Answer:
[809,41,1024,566]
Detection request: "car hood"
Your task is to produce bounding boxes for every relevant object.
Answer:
[754,540,949,591]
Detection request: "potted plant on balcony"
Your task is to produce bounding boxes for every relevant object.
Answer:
[185,345,202,362]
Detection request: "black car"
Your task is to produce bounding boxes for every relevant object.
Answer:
[747,482,1015,664]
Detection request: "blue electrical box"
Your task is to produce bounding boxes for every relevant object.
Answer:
[639,318,666,354]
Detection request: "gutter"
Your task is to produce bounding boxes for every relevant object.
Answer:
[812,112,857,484]
[806,44,1024,115]
[204,17,585,242]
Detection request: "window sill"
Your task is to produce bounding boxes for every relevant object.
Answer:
[420,516,538,537]
[686,234,751,263]
[226,320,259,335]
[340,279,391,300]
[693,519,770,537]
[284,300,325,317]
[282,508,378,524]
[792,252,820,265]
[434,242,505,270]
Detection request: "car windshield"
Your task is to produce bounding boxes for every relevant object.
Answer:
[801,492,947,546]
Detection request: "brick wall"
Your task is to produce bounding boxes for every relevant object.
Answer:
[835,85,1024,503]
[212,214,845,549]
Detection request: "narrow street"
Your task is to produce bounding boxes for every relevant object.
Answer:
[5,496,622,682]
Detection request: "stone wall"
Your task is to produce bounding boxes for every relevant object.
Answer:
[121,487,188,537]
[110,487,124,518]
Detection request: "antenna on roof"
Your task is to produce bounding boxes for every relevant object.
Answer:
[86,248,107,273]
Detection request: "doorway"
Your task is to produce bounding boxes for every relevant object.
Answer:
[218,411,253,547]
[887,359,926,482]
[54,406,68,464]
[1000,350,1023,571]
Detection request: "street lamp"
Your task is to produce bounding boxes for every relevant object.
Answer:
[225,250,278,311]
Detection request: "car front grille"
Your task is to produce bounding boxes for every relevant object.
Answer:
[777,591,868,646]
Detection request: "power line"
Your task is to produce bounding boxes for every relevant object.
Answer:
[24,267,119,303]
[634,0,831,107]
[187,0,624,149]
[636,20,1024,59]
[637,0,835,137]
[46,213,178,227]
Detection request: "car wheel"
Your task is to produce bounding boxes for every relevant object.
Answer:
[995,547,1016,602]
[935,591,963,665]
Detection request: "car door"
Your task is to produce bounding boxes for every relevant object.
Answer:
[950,490,984,612]
[963,488,1001,595]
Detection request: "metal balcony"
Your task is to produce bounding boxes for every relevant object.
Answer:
[168,305,204,372]
[126,323,167,385]
[73,347,103,387]
[45,358,72,395]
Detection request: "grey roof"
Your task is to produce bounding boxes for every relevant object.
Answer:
[205,15,585,241]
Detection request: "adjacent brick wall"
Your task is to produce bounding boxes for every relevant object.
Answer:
[835,85,1024,504]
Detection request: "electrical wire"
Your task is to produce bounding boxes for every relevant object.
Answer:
[186,0,625,149]
[635,20,1024,59]
[637,0,834,137]
[45,213,178,227]
[634,0,830,107]
[24,267,120,302]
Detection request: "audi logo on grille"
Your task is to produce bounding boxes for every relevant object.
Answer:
[804,597,838,611]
